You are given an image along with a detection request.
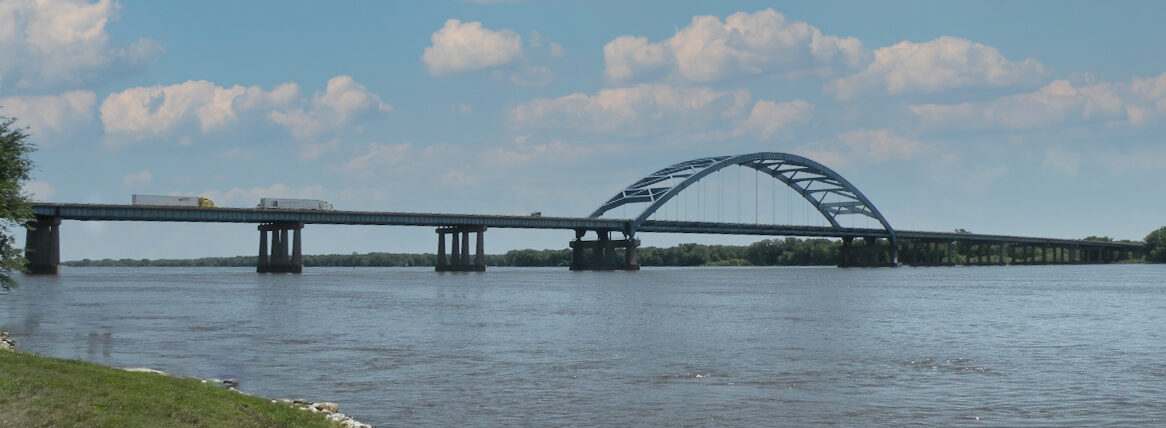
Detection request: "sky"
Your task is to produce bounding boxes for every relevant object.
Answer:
[3,0,1166,260]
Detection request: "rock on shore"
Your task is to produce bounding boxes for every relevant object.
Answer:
[0,331,15,351]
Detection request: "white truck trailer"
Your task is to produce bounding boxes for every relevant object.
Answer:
[132,194,215,207]
[256,198,334,210]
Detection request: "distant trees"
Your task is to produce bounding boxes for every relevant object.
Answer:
[61,239,847,268]
[0,116,36,289]
[1144,227,1166,263]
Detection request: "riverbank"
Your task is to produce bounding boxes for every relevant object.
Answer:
[0,333,371,427]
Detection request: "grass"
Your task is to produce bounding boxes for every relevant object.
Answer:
[0,350,343,428]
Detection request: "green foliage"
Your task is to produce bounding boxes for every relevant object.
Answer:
[63,238,846,268]
[0,116,36,290]
[0,351,343,427]
[1145,227,1166,263]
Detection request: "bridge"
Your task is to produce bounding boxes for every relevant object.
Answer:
[24,152,1143,274]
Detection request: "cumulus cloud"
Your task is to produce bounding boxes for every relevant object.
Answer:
[22,180,56,201]
[122,169,151,186]
[0,0,163,93]
[0,90,96,140]
[422,19,524,76]
[908,79,1125,131]
[603,9,869,82]
[269,75,392,139]
[100,80,299,142]
[740,100,812,139]
[827,36,1046,99]
[510,84,751,135]
[511,84,812,140]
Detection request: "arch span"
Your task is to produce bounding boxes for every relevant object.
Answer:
[590,152,896,241]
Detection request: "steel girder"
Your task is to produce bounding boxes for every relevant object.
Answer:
[589,152,897,241]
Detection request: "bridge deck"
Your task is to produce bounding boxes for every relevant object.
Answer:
[31,203,1142,249]
[31,203,625,230]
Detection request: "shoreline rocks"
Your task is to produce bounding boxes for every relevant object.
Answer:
[1,331,15,351]
[124,367,373,428]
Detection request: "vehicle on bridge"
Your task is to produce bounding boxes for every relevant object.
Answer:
[256,198,334,211]
[132,194,215,208]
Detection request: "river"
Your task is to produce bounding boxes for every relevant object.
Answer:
[3,265,1165,426]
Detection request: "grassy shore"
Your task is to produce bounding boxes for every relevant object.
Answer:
[0,350,344,427]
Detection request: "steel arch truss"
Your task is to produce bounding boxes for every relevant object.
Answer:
[590,152,896,241]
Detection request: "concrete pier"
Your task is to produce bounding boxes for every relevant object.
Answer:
[569,229,639,271]
[258,222,303,273]
[436,226,486,272]
[24,216,61,275]
[839,237,898,267]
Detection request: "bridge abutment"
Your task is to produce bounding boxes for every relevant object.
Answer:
[24,216,61,275]
[258,222,303,273]
[436,226,486,272]
[569,229,639,271]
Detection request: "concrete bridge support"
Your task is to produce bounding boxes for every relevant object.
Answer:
[258,222,302,273]
[436,226,486,272]
[569,229,639,271]
[24,216,61,275]
[839,237,898,267]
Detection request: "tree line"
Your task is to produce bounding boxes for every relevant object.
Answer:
[63,238,845,268]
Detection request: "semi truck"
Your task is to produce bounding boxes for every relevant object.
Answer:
[132,194,216,208]
[256,198,334,210]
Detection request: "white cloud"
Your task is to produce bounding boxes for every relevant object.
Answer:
[0,0,162,93]
[22,180,56,201]
[122,169,151,186]
[827,36,1046,99]
[740,100,812,139]
[341,142,412,173]
[1127,72,1166,125]
[528,30,564,58]
[269,75,391,139]
[0,90,95,139]
[838,129,928,162]
[298,139,339,162]
[791,129,929,168]
[422,19,524,76]
[909,79,1124,131]
[510,83,751,136]
[199,184,327,207]
[603,9,869,82]
[100,80,299,142]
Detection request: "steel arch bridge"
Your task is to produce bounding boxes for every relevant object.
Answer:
[589,152,897,243]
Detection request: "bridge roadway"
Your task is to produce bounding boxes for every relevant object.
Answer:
[31,203,1148,248]
[29,203,1144,250]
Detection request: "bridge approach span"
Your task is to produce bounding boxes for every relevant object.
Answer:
[31,203,625,231]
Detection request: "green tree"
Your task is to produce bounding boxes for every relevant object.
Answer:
[1144,227,1166,263]
[0,116,36,289]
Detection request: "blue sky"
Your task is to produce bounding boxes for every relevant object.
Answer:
[3,0,1166,260]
